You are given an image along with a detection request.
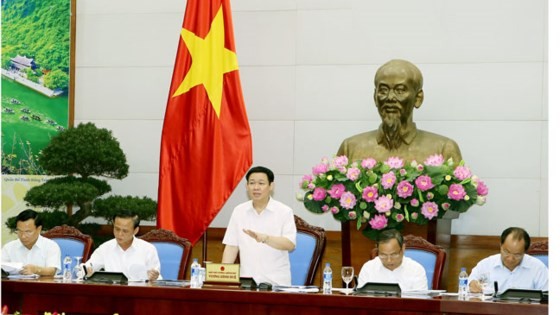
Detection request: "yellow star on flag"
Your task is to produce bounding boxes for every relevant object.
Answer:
[172,6,239,117]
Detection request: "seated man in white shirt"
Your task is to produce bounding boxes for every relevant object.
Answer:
[1,209,61,276]
[85,210,161,281]
[357,229,428,291]
[468,227,548,294]
[221,166,297,286]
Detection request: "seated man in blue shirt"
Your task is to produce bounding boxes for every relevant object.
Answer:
[468,227,548,294]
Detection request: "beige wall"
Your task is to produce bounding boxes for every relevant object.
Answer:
[71,0,548,237]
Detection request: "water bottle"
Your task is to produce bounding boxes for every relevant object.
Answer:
[190,258,200,288]
[458,267,469,299]
[198,267,206,287]
[322,262,332,294]
[63,255,73,282]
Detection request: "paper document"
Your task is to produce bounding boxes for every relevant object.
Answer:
[2,261,23,275]
[273,285,320,293]
[8,274,39,280]
[332,288,354,295]
[403,289,446,296]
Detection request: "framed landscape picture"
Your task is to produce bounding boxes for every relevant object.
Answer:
[1,0,75,243]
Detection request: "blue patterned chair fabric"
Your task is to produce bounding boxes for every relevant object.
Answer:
[42,225,93,273]
[139,228,192,280]
[527,240,548,268]
[289,215,326,286]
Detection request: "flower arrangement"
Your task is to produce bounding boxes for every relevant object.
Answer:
[299,154,488,240]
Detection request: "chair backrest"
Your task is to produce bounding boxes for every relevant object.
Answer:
[370,234,446,290]
[289,215,326,286]
[527,240,548,268]
[139,229,192,280]
[42,225,94,272]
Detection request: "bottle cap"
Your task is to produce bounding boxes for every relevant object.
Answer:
[326,263,330,267]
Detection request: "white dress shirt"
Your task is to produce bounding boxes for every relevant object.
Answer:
[468,253,548,293]
[86,237,160,281]
[357,256,428,291]
[1,235,61,273]
[222,198,297,286]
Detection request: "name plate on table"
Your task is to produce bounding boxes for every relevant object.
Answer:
[205,263,240,284]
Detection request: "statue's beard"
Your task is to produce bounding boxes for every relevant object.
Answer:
[380,112,405,150]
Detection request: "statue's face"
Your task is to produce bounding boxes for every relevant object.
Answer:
[374,66,422,128]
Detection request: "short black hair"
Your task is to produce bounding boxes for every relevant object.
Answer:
[113,210,140,228]
[16,209,42,228]
[501,227,531,251]
[245,166,274,183]
[377,229,403,249]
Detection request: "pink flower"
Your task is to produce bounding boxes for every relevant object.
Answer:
[339,191,357,209]
[331,206,340,214]
[312,163,328,175]
[397,181,414,198]
[411,212,418,220]
[321,205,330,212]
[416,164,424,171]
[299,174,313,189]
[327,183,346,199]
[385,156,404,169]
[333,156,349,171]
[453,166,472,181]
[410,198,419,207]
[448,184,466,201]
[399,168,407,176]
[395,213,405,222]
[312,187,327,201]
[362,186,379,202]
[421,201,439,219]
[424,154,444,166]
[369,214,388,230]
[348,210,356,219]
[442,202,451,210]
[381,171,397,189]
[415,175,434,191]
[477,180,489,196]
[426,192,434,200]
[346,167,361,181]
[374,195,393,213]
[361,158,377,169]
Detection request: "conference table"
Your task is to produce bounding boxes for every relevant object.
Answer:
[1,278,547,315]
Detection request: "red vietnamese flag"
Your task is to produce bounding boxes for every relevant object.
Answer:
[157,0,252,244]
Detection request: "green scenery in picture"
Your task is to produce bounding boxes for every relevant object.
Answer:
[1,0,72,175]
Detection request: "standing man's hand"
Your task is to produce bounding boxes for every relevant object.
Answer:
[243,229,268,243]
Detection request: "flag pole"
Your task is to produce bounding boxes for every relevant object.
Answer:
[202,230,208,263]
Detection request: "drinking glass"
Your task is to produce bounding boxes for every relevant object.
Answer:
[478,273,492,296]
[73,256,84,280]
[341,266,354,294]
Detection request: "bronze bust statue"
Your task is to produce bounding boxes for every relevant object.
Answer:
[337,59,462,163]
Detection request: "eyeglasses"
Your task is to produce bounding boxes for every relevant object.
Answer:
[378,253,401,260]
[15,229,35,236]
[501,248,524,259]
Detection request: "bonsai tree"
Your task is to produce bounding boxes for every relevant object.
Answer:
[6,122,156,231]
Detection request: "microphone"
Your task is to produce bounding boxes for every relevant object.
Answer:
[493,281,499,297]
[82,264,89,280]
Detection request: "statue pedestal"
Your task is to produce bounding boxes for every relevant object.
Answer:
[341,212,457,268]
